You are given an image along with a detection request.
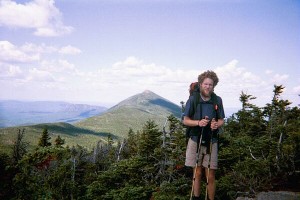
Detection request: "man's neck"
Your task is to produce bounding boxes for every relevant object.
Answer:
[200,93,211,101]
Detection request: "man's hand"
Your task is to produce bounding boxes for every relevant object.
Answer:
[199,116,210,127]
[210,118,218,130]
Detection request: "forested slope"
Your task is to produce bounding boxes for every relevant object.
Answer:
[0,85,299,199]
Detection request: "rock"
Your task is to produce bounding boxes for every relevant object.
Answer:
[236,191,300,200]
[257,191,300,200]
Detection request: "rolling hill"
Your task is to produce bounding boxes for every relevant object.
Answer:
[75,90,182,138]
[0,122,114,154]
[0,100,107,127]
[0,90,182,154]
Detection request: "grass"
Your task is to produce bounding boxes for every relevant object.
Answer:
[75,105,177,138]
[0,122,115,155]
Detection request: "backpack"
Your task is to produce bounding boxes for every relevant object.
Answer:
[183,82,219,144]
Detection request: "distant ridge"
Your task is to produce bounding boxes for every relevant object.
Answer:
[0,91,182,151]
[0,100,107,127]
[75,90,182,138]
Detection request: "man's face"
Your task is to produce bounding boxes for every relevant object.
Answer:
[200,78,214,97]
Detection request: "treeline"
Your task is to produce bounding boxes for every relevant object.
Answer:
[0,85,299,200]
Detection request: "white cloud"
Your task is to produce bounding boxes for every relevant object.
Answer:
[0,41,40,62]
[271,73,289,84]
[293,85,300,93]
[59,45,82,55]
[111,56,170,79]
[265,70,273,75]
[0,0,73,37]
[1,55,298,108]
[53,57,286,108]
[20,42,57,54]
[27,68,56,82]
[0,63,23,79]
[0,41,79,73]
[0,41,79,86]
[0,41,82,60]
[215,60,266,92]
[58,59,75,70]
[40,59,75,73]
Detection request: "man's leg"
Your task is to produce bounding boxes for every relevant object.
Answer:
[205,168,216,200]
[193,166,203,197]
[203,142,218,200]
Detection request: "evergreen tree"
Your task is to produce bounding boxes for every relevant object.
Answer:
[138,120,161,161]
[86,157,151,199]
[218,85,300,199]
[54,135,65,147]
[12,129,29,164]
[69,145,94,198]
[155,115,187,184]
[38,127,51,147]
[92,135,117,171]
[125,128,139,157]
[3,84,299,200]
[0,152,16,199]
[13,147,75,199]
[240,91,256,110]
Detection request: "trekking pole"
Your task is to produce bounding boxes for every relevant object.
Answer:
[205,105,219,200]
[205,133,213,200]
[190,126,204,200]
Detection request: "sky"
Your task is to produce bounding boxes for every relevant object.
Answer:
[0,0,299,113]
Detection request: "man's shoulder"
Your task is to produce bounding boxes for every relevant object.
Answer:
[213,93,222,102]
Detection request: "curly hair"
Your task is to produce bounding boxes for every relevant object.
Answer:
[198,70,219,87]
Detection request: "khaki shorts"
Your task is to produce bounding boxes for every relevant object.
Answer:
[185,137,218,169]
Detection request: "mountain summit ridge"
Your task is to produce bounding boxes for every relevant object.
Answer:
[109,90,175,111]
[0,90,182,138]
[76,90,181,138]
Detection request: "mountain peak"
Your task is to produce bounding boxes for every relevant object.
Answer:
[77,90,182,138]
[110,90,161,109]
[140,90,158,98]
[108,90,180,115]
[142,90,153,94]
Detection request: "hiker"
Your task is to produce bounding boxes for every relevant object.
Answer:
[183,70,225,200]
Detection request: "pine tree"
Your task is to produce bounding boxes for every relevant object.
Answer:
[138,120,161,160]
[240,91,256,110]
[218,85,300,198]
[117,128,139,160]
[155,115,187,184]
[54,135,65,147]
[38,127,51,147]
[12,129,29,164]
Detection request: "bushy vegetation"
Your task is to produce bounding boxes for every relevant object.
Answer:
[0,85,299,199]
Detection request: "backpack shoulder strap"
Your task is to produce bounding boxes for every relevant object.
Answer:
[192,86,200,117]
[190,86,220,119]
[211,92,219,120]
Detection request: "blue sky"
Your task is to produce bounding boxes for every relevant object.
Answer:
[0,0,299,112]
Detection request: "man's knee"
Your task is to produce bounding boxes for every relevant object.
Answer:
[208,169,215,182]
[195,166,202,177]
